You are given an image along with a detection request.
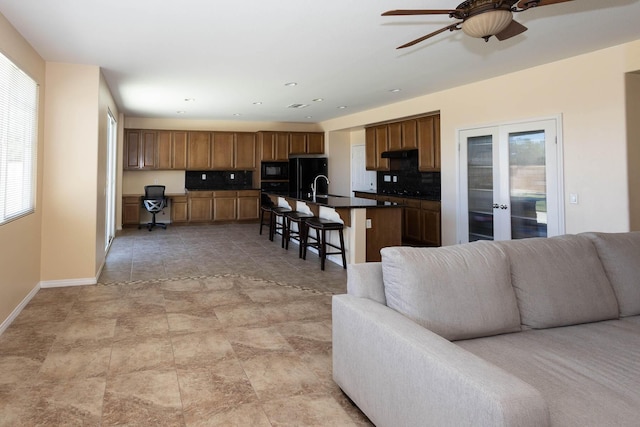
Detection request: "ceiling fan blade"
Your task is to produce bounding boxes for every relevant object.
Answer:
[382,9,460,16]
[397,22,461,49]
[517,0,572,9]
[495,20,528,41]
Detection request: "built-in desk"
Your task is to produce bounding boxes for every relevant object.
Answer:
[264,193,402,263]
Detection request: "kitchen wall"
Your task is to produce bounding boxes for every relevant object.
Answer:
[0,12,46,330]
[322,39,640,245]
[626,71,640,231]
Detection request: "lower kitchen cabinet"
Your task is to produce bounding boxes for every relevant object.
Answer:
[122,196,141,226]
[171,196,188,223]
[421,200,441,247]
[402,199,422,242]
[237,190,260,220]
[188,191,213,222]
[213,191,237,221]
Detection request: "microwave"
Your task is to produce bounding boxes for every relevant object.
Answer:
[261,161,289,180]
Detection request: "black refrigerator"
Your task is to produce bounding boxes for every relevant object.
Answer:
[289,156,328,198]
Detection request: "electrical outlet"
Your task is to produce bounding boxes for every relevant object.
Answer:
[392,176,398,183]
[230,173,235,180]
[366,219,372,229]
[201,173,206,180]
[570,193,579,204]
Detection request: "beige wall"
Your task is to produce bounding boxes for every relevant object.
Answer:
[0,13,46,327]
[326,130,352,197]
[40,63,101,283]
[322,40,640,245]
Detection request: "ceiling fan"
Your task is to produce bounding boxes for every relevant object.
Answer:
[382,0,573,48]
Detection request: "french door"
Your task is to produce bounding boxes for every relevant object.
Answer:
[458,118,564,243]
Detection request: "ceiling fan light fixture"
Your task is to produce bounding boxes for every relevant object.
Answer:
[462,10,513,39]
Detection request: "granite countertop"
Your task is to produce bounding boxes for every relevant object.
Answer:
[354,190,441,202]
[269,193,403,209]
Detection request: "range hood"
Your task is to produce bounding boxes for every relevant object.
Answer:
[381,149,418,159]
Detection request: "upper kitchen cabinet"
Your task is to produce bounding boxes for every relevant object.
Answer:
[187,131,212,170]
[234,132,257,170]
[156,131,188,170]
[365,125,389,171]
[402,119,418,150]
[387,122,402,151]
[124,129,157,170]
[289,132,325,155]
[258,132,289,161]
[211,132,256,170]
[417,115,441,172]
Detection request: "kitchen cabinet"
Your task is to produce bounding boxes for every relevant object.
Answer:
[237,190,260,220]
[289,132,325,155]
[234,132,257,169]
[211,132,256,170]
[187,132,212,170]
[122,196,140,225]
[403,198,422,242]
[365,125,389,171]
[402,119,418,149]
[124,129,156,170]
[387,122,403,151]
[156,131,188,170]
[258,132,289,161]
[417,116,440,172]
[188,191,213,222]
[213,190,237,221]
[212,132,234,169]
[421,200,441,247]
[171,195,188,223]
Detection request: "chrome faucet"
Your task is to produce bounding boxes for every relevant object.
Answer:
[311,174,330,199]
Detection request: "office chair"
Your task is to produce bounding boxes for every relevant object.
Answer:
[140,185,167,231]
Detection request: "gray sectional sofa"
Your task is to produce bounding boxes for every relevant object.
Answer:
[333,232,640,427]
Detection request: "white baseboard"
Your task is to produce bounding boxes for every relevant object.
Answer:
[0,282,40,336]
[39,277,97,288]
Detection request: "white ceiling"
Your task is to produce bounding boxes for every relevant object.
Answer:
[1,0,639,123]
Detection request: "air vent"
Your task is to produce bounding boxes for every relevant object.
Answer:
[287,103,309,109]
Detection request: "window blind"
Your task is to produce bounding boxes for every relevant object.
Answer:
[0,52,38,225]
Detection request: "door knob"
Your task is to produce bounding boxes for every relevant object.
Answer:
[492,203,499,209]
[500,204,508,210]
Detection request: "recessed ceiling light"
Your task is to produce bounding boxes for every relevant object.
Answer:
[389,89,401,93]
[253,101,263,105]
[184,98,195,102]
[233,113,242,116]
[176,110,186,114]
[284,82,298,87]
[312,98,324,102]
[305,116,313,119]
[337,105,347,109]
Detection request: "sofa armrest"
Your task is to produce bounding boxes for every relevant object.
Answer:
[346,262,386,304]
[333,295,549,427]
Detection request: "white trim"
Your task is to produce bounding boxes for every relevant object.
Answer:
[39,277,97,288]
[0,282,40,335]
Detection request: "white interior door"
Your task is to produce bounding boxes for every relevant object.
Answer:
[351,144,376,192]
[459,117,564,243]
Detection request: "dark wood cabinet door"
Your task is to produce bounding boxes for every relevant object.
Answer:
[306,133,324,154]
[259,132,275,161]
[402,119,418,149]
[140,130,156,169]
[235,132,256,170]
[172,131,188,169]
[212,132,235,169]
[213,196,237,221]
[124,130,141,169]
[375,125,390,171]
[274,133,290,160]
[156,131,171,169]
[187,132,211,169]
[289,133,306,154]
[418,116,436,171]
[387,123,402,151]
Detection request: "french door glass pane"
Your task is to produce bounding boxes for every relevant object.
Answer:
[467,135,494,242]
[508,130,547,239]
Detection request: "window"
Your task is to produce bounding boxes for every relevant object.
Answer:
[0,52,39,225]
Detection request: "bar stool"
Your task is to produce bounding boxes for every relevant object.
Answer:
[283,211,315,257]
[270,206,292,243]
[259,196,274,236]
[302,217,347,270]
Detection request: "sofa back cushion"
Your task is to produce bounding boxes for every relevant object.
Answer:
[498,235,619,329]
[582,232,640,317]
[381,242,521,341]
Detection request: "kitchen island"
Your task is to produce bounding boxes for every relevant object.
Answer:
[264,193,402,263]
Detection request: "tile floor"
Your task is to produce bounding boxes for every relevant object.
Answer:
[0,223,372,426]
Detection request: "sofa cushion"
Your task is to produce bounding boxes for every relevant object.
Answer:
[582,232,640,317]
[381,243,521,341]
[498,235,619,329]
